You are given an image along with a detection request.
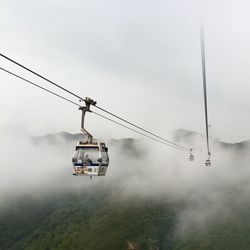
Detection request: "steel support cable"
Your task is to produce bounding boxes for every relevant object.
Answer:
[92,111,184,150]
[0,66,184,150]
[200,26,211,155]
[0,53,83,101]
[93,105,189,150]
[0,67,81,107]
[0,53,190,150]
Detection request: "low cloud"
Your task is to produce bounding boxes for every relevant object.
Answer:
[1,128,250,238]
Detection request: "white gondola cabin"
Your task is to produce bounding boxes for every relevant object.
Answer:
[72,141,109,176]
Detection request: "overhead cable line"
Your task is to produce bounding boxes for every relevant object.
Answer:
[0,67,81,107]
[200,26,210,154]
[92,111,184,150]
[0,66,184,150]
[200,25,211,165]
[94,105,189,150]
[0,53,83,101]
[0,53,190,150]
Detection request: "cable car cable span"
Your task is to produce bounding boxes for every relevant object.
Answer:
[0,66,186,151]
[94,105,188,150]
[200,25,211,166]
[0,53,191,151]
[92,111,184,150]
[0,67,81,107]
[0,53,83,101]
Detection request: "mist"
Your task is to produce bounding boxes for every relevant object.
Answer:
[1,128,250,239]
[2,0,250,143]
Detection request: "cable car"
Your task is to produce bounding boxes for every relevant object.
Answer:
[72,141,109,176]
[205,159,211,167]
[189,149,194,161]
[72,97,109,177]
[205,152,211,167]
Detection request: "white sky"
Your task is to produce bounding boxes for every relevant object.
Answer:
[1,0,250,142]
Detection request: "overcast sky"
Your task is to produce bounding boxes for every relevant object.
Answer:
[1,0,250,142]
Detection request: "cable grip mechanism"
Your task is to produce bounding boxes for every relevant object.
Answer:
[79,97,97,143]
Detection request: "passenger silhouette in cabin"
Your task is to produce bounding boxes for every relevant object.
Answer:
[84,154,93,165]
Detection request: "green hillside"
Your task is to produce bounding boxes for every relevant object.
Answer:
[1,186,250,250]
[0,187,177,250]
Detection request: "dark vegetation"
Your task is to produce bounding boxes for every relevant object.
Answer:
[0,188,178,250]
[2,187,250,250]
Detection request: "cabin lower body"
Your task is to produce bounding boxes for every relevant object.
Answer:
[73,164,108,176]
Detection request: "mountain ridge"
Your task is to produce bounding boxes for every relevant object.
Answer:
[31,128,250,152]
